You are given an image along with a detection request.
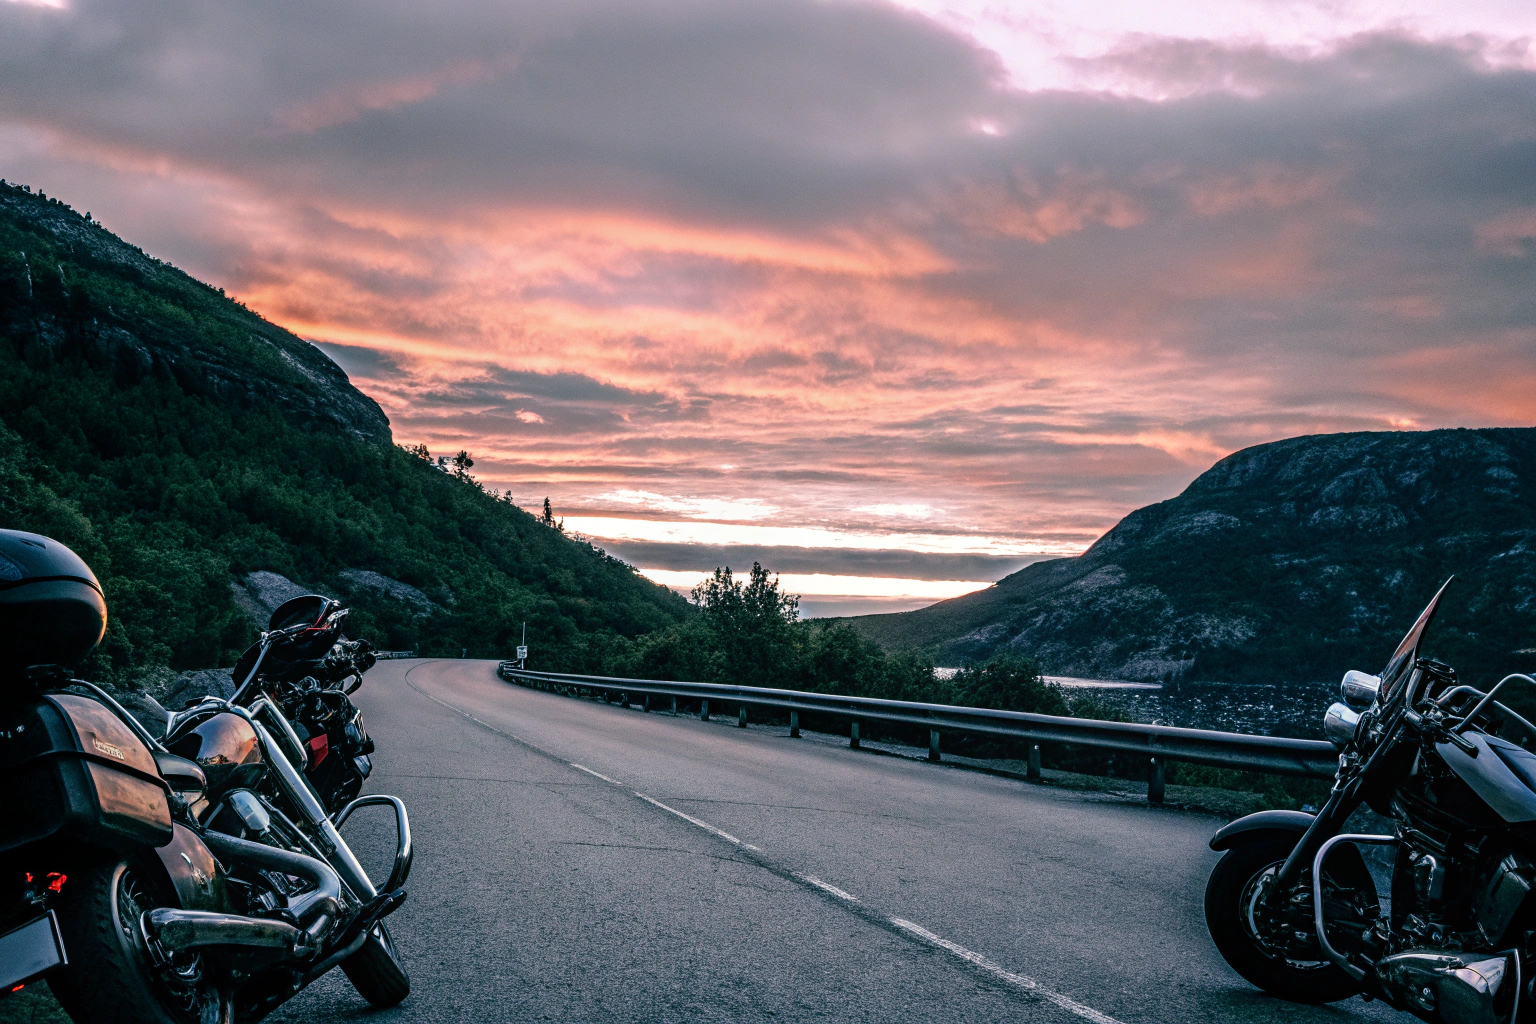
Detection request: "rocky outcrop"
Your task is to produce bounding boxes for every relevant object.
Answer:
[0,183,390,443]
[337,569,439,615]
[845,428,1536,686]
[230,571,335,625]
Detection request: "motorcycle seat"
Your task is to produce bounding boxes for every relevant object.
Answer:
[155,751,207,796]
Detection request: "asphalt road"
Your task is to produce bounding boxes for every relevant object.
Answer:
[268,659,1396,1024]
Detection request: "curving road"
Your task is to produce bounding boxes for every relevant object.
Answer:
[269,659,1395,1024]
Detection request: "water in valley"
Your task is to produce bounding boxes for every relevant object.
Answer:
[1045,676,1339,739]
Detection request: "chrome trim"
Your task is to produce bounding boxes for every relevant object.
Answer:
[248,718,376,899]
[1323,702,1361,748]
[146,908,308,956]
[1311,833,1396,980]
[1340,670,1381,709]
[1456,674,1536,732]
[199,830,341,930]
[225,789,271,834]
[162,698,375,899]
[249,695,309,771]
[333,794,413,892]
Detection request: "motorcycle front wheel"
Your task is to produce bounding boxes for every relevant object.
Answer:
[1204,835,1363,1005]
[48,859,232,1024]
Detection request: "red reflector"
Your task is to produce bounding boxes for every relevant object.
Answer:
[45,872,66,893]
[308,733,329,766]
[10,984,23,993]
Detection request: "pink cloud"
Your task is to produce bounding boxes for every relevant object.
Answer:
[0,6,1532,563]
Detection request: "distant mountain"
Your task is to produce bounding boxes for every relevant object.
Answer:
[0,181,687,676]
[843,429,1536,686]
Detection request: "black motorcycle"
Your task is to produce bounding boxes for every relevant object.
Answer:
[0,531,412,1023]
[1206,579,1536,1023]
[220,595,378,816]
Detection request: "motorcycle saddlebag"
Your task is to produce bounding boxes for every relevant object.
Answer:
[0,693,173,853]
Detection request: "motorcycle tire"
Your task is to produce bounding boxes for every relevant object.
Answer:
[1205,835,1363,1005]
[48,859,232,1024]
[340,922,410,1007]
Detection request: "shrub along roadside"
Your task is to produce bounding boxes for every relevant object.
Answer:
[567,563,1327,810]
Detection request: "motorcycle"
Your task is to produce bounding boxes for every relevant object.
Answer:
[223,595,378,815]
[0,531,412,1023]
[1205,578,1536,1023]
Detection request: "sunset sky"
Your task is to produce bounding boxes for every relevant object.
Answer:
[3,0,1533,614]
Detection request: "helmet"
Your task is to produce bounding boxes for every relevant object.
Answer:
[0,530,107,675]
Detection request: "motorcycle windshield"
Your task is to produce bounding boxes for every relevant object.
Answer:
[1378,577,1452,704]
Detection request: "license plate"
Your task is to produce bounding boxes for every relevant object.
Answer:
[0,912,66,992]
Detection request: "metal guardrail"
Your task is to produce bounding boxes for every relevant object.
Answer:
[374,650,416,660]
[497,665,1339,803]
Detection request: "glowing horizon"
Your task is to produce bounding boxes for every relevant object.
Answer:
[636,568,994,602]
[565,516,1085,558]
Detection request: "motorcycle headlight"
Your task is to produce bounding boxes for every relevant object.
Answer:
[1324,702,1361,748]
[1341,670,1382,709]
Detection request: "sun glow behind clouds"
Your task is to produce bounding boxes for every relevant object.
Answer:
[894,0,1536,92]
[565,516,1084,557]
[638,568,992,601]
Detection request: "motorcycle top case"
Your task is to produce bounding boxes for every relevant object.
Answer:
[0,692,173,853]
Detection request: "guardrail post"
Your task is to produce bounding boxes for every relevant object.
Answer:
[1148,756,1165,804]
[1027,744,1041,780]
[620,692,629,708]
[738,704,748,728]
[671,697,677,713]
[700,700,710,721]
[850,719,860,749]
[928,729,941,762]
[643,694,651,713]
[789,711,800,737]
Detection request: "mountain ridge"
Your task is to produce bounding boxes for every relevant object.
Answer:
[842,428,1536,686]
[0,180,688,676]
[0,181,389,442]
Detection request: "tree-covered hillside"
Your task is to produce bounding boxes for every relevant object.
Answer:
[0,181,689,678]
[845,429,1536,687]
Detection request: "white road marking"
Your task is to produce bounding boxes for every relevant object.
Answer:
[409,666,1126,1024]
[634,793,743,845]
[889,918,1126,1024]
[568,763,621,785]
[622,791,1122,1024]
[795,874,859,902]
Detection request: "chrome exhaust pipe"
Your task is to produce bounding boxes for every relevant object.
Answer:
[200,830,344,942]
[200,832,341,917]
[146,909,314,958]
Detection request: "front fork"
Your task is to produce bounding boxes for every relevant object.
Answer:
[1268,780,1400,1001]
[1272,785,1361,893]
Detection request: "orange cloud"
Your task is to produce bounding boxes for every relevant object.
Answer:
[273,57,518,133]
